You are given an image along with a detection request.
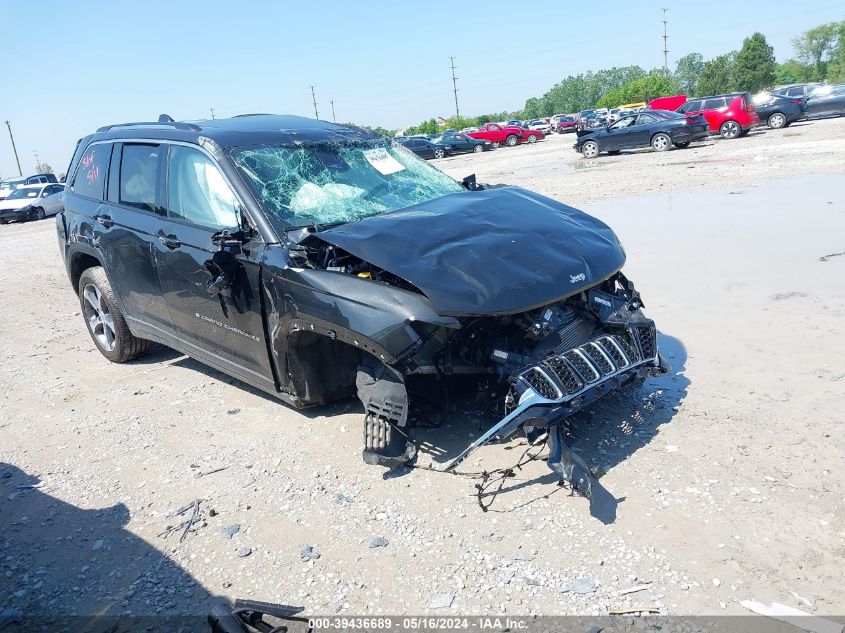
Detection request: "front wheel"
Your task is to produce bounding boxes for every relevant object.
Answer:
[527,134,538,144]
[720,120,741,139]
[433,148,445,159]
[674,141,690,149]
[32,207,45,221]
[473,144,484,153]
[581,141,600,159]
[651,133,671,151]
[78,267,151,363]
[505,134,518,147]
[767,112,786,129]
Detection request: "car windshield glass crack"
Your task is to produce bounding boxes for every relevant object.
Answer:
[229,140,464,227]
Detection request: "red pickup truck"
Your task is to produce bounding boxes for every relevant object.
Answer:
[467,123,544,147]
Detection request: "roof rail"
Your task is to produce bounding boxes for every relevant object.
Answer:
[96,120,202,133]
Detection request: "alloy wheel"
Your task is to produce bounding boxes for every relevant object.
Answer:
[769,113,786,129]
[82,283,116,351]
[652,134,670,151]
[721,121,740,139]
[434,149,444,159]
[582,142,599,159]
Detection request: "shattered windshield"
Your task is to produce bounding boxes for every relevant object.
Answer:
[228,140,465,227]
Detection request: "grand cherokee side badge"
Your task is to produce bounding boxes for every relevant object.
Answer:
[570,273,586,284]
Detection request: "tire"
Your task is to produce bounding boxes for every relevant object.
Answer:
[473,144,484,153]
[491,142,500,148]
[607,150,621,155]
[674,141,690,149]
[433,148,445,159]
[651,133,671,152]
[32,207,45,221]
[527,134,538,144]
[581,141,599,159]
[719,120,741,139]
[767,112,787,129]
[505,134,518,147]
[78,267,151,363]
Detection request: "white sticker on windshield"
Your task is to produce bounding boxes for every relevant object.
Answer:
[363,148,406,175]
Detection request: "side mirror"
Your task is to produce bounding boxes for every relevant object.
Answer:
[206,229,246,296]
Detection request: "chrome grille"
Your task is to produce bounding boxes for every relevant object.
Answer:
[597,336,628,369]
[542,355,584,395]
[583,342,614,375]
[521,367,559,399]
[563,350,600,382]
[633,324,657,359]
[615,335,640,363]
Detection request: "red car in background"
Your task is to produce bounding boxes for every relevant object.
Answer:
[468,122,544,147]
[648,92,759,139]
[553,114,578,133]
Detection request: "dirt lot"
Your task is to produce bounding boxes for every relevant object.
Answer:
[1,116,844,625]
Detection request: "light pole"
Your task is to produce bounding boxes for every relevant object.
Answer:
[5,120,22,176]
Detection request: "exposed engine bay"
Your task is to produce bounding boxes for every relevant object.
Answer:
[286,230,668,497]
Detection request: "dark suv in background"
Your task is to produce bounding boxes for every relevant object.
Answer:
[57,114,665,491]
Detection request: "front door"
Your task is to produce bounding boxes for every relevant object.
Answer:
[153,144,275,390]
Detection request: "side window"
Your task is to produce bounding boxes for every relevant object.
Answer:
[703,98,726,110]
[167,145,239,229]
[71,143,111,200]
[636,113,657,125]
[787,87,802,96]
[119,144,160,212]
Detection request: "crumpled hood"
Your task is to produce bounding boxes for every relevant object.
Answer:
[0,198,30,211]
[317,186,625,316]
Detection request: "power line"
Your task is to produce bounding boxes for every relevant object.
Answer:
[4,121,22,176]
[310,85,319,119]
[661,8,669,72]
[449,56,460,118]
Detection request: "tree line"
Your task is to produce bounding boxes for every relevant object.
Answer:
[399,20,845,135]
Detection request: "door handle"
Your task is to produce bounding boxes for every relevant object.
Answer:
[158,235,181,249]
[94,214,114,228]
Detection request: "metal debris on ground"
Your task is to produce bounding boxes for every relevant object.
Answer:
[740,601,843,633]
[194,466,229,479]
[159,499,203,542]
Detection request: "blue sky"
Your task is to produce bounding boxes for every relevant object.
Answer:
[2,0,843,177]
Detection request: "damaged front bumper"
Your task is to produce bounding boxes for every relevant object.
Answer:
[444,323,669,494]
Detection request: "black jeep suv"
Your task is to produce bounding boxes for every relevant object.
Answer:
[58,114,666,493]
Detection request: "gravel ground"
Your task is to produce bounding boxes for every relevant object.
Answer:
[1,116,843,626]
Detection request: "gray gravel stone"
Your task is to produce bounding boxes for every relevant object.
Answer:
[430,593,454,609]
[368,537,389,548]
[219,524,241,540]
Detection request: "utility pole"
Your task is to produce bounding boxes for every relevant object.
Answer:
[5,120,22,176]
[449,56,460,119]
[210,107,216,120]
[661,8,669,73]
[33,150,40,171]
[330,100,336,123]
[310,85,319,119]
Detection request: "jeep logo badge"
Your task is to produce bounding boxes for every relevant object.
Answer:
[570,273,586,284]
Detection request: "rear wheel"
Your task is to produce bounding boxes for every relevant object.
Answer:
[581,141,600,159]
[767,112,787,129]
[651,133,671,151]
[433,148,445,159]
[473,144,484,153]
[674,141,690,149]
[505,134,518,147]
[78,267,151,363]
[720,120,741,139]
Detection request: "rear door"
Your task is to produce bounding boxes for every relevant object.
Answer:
[153,143,275,388]
[67,141,171,327]
[630,113,659,146]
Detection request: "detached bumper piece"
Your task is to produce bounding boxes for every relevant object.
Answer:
[445,323,668,496]
[208,599,307,633]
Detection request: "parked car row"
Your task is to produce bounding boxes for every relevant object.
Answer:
[0,172,58,201]
[0,182,65,224]
[573,82,845,159]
